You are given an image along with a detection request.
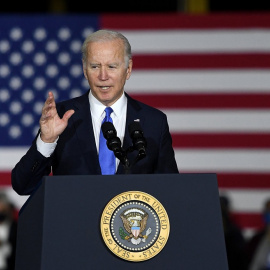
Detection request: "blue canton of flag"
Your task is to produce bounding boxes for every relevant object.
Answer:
[0,15,99,146]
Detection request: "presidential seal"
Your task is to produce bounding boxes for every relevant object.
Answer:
[100,191,170,262]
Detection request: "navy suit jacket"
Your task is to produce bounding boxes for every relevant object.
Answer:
[12,91,179,195]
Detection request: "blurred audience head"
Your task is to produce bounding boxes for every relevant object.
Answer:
[263,198,270,227]
[0,193,14,223]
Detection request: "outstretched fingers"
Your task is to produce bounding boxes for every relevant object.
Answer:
[62,110,75,122]
[40,92,57,122]
[39,92,75,143]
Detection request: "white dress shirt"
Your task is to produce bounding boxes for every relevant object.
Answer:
[37,91,127,171]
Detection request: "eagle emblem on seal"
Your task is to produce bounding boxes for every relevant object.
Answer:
[119,207,152,245]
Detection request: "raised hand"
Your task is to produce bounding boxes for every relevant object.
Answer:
[39,92,75,143]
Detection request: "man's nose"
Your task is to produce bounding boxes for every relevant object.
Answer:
[99,67,109,80]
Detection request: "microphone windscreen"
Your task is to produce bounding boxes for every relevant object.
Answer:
[101,122,117,139]
[101,122,115,134]
[128,122,143,136]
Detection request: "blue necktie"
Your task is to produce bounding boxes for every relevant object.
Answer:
[99,107,115,175]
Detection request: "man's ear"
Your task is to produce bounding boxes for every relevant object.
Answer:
[126,59,133,80]
[82,61,87,79]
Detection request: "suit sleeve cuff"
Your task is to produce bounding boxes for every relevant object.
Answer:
[36,134,58,157]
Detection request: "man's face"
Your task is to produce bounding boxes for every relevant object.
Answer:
[83,39,132,107]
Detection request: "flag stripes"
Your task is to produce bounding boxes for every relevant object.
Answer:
[0,14,269,237]
[131,93,270,109]
[171,134,270,148]
[133,54,270,69]
[101,13,270,235]
[101,13,270,29]
[126,70,270,92]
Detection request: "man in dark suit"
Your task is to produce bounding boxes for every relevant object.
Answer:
[11,30,179,196]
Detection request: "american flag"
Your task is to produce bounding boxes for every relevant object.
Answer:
[0,13,270,238]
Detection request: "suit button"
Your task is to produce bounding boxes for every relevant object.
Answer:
[31,161,39,172]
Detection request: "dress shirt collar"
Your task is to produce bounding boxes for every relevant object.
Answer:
[89,91,127,119]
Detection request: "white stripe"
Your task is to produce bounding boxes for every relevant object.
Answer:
[0,147,28,170]
[175,149,270,172]
[164,109,270,132]
[2,149,270,172]
[1,138,270,171]
[126,70,270,92]
[219,189,270,212]
[120,30,270,53]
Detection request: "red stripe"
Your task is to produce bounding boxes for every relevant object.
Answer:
[217,173,270,189]
[231,213,264,229]
[133,54,270,69]
[172,133,270,148]
[0,172,11,186]
[101,13,270,29]
[130,93,270,109]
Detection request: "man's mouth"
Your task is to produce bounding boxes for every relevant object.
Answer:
[100,86,110,90]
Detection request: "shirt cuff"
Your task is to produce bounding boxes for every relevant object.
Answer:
[36,134,58,158]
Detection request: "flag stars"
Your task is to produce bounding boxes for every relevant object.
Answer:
[46,65,59,77]
[21,65,35,78]
[1,24,97,143]
[33,77,46,90]
[57,77,70,90]
[70,89,82,98]
[0,40,10,53]
[21,89,34,103]
[21,114,34,127]
[82,27,94,38]
[9,77,22,90]
[0,65,10,78]
[70,40,82,53]
[33,52,47,66]
[9,125,22,139]
[58,27,71,41]
[0,89,10,102]
[10,101,23,114]
[10,28,23,41]
[46,40,59,53]
[58,52,71,65]
[0,113,10,126]
[34,28,47,41]
[33,102,44,114]
[9,52,23,65]
[70,64,82,77]
[21,40,35,54]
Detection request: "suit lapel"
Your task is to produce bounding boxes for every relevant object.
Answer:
[71,91,101,174]
[69,92,145,175]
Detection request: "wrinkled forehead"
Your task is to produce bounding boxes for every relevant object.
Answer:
[86,39,127,64]
[87,38,125,53]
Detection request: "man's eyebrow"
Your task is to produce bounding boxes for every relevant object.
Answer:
[108,62,119,66]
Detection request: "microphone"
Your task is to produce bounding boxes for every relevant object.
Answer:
[128,122,147,160]
[101,122,129,167]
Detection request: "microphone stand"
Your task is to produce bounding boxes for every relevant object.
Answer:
[119,146,146,175]
[117,151,130,175]
[101,122,147,175]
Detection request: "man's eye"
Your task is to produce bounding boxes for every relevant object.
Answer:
[91,65,99,69]
[109,65,116,69]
